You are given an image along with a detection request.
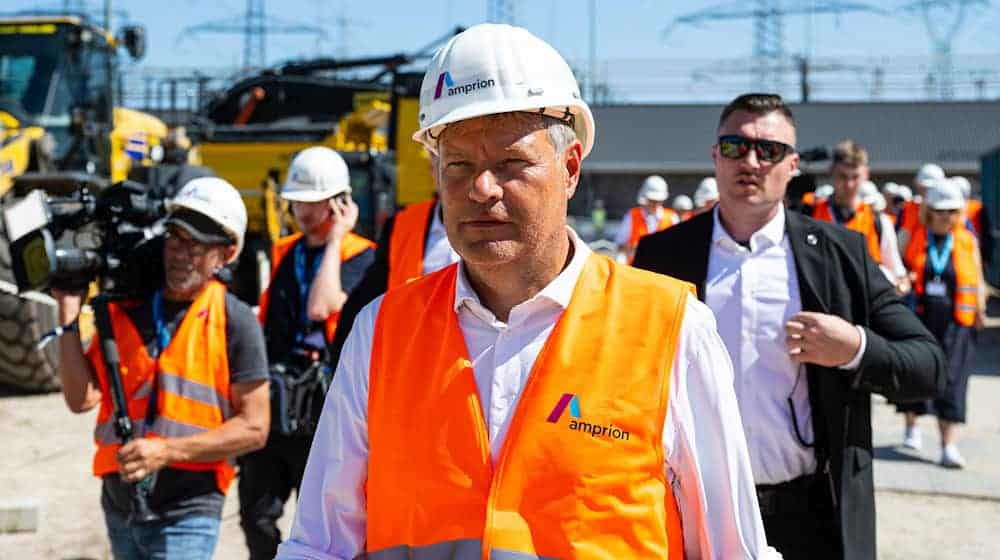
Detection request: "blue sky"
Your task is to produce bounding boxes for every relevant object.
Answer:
[24,1,1000,101]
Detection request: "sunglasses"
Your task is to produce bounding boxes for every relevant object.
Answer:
[717,135,795,163]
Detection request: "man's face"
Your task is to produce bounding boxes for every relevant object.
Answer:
[437,114,582,269]
[291,198,337,237]
[163,226,231,299]
[712,110,799,214]
[831,162,868,206]
[642,199,663,213]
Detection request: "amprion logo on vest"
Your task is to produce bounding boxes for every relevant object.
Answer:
[433,71,497,100]
[545,393,630,441]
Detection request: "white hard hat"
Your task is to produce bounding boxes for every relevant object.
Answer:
[859,180,880,203]
[924,178,965,211]
[672,194,693,212]
[166,177,248,261]
[868,192,887,213]
[281,146,351,202]
[896,184,913,202]
[882,182,899,196]
[412,23,595,159]
[815,184,834,200]
[694,177,719,207]
[638,175,669,204]
[915,163,945,187]
[951,176,972,199]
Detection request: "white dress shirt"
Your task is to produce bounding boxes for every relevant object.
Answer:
[278,228,777,560]
[706,206,864,485]
[876,213,907,282]
[614,205,678,246]
[421,201,460,275]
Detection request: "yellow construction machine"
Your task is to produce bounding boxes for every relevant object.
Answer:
[0,14,178,391]
[195,33,459,304]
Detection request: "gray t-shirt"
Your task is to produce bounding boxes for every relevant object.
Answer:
[100,291,268,521]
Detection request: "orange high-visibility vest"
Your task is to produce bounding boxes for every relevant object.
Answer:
[258,231,375,342]
[812,199,882,263]
[88,281,235,493]
[966,200,983,237]
[899,200,922,237]
[904,227,979,327]
[627,206,677,250]
[387,199,436,289]
[367,254,692,559]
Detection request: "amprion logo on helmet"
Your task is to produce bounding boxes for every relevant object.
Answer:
[433,71,496,100]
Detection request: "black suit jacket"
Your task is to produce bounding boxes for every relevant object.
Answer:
[633,209,946,560]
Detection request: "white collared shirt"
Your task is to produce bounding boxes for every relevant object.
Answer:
[421,201,460,275]
[706,205,817,485]
[278,228,776,560]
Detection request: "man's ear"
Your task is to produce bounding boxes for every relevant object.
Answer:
[222,245,240,265]
[564,140,583,199]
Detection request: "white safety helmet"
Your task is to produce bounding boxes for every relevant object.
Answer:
[815,184,834,200]
[951,176,972,200]
[672,194,693,212]
[412,23,595,158]
[281,146,351,202]
[915,163,945,188]
[637,175,669,204]
[924,177,965,211]
[859,180,880,203]
[166,177,248,261]
[693,177,719,207]
[896,184,913,202]
[882,182,899,196]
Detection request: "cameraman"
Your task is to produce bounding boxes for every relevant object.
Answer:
[241,146,375,560]
[53,177,270,560]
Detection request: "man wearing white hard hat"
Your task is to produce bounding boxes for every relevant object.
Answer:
[694,176,720,215]
[897,178,986,468]
[280,24,777,560]
[898,162,946,253]
[242,146,375,560]
[672,193,695,221]
[810,139,909,294]
[53,177,270,559]
[615,174,678,263]
[950,175,984,237]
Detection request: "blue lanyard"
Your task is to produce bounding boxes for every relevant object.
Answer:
[927,232,953,278]
[151,291,172,357]
[293,239,325,338]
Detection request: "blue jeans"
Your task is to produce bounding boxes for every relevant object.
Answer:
[104,508,221,560]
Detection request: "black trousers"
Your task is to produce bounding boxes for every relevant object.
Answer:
[238,434,312,560]
[758,474,842,560]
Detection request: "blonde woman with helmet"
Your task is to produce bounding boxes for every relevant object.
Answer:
[897,178,987,469]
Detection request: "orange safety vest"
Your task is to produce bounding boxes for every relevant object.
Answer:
[627,206,677,250]
[88,281,235,493]
[904,226,979,327]
[258,231,376,342]
[812,199,882,263]
[387,199,436,289]
[367,254,692,559]
[899,200,922,237]
[966,200,983,237]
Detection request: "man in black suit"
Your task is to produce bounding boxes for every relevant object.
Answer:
[633,93,945,560]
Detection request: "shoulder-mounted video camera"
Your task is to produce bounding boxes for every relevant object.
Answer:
[3,175,169,298]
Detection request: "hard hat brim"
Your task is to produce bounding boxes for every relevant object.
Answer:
[280,186,351,203]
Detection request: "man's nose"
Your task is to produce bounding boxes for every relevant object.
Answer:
[470,169,503,204]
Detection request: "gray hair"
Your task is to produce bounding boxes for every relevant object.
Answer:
[438,111,578,156]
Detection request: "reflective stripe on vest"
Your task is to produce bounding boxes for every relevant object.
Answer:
[903,226,979,327]
[387,199,435,289]
[627,206,676,250]
[88,281,236,493]
[812,200,882,262]
[367,254,691,559]
[259,231,376,341]
[364,540,556,560]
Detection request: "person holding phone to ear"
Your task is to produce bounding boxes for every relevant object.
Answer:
[240,146,376,560]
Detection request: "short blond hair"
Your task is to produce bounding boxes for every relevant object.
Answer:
[832,139,869,168]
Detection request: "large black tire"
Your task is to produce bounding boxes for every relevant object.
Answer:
[0,223,61,392]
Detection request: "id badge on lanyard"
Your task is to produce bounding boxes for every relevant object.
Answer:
[925,232,953,299]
